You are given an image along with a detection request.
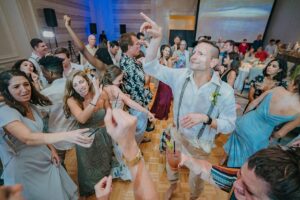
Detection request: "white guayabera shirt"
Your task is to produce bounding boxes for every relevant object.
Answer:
[144,59,236,153]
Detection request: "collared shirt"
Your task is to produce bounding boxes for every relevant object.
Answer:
[119,54,152,107]
[108,49,120,66]
[80,44,98,68]
[174,50,189,68]
[144,59,236,153]
[40,78,78,150]
[265,44,277,56]
[28,52,48,88]
[63,62,84,78]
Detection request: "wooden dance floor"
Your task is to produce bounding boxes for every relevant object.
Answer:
[65,84,248,200]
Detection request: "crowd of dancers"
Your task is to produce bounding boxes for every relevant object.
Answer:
[0,13,300,200]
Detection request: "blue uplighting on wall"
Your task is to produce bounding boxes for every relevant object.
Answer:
[87,0,117,41]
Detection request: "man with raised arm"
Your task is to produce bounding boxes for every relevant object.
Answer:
[140,13,236,199]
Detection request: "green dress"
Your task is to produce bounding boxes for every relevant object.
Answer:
[77,109,113,196]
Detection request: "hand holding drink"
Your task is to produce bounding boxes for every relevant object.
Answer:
[166,140,181,171]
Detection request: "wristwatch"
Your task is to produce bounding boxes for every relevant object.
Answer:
[122,149,143,167]
[204,115,212,125]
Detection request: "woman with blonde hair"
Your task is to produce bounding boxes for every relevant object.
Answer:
[63,70,113,199]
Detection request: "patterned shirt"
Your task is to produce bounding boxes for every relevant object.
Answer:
[211,165,239,200]
[119,54,152,107]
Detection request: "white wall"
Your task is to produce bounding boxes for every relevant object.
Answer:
[0,0,34,70]
[152,0,198,44]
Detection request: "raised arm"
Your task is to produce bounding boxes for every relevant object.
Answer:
[140,13,162,63]
[67,79,103,124]
[104,108,158,200]
[139,13,182,88]
[64,15,106,73]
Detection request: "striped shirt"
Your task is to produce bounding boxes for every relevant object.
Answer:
[211,165,239,200]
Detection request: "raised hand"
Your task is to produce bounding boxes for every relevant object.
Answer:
[92,78,103,98]
[104,108,137,154]
[210,58,222,72]
[30,72,39,83]
[94,175,112,200]
[65,128,93,148]
[64,15,71,27]
[140,12,162,39]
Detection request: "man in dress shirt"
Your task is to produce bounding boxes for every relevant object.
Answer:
[94,40,120,66]
[265,39,277,58]
[28,38,49,87]
[39,55,78,167]
[54,47,84,77]
[80,34,98,68]
[140,13,236,200]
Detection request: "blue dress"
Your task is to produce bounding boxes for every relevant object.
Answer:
[224,93,297,167]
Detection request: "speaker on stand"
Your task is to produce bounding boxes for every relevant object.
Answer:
[90,23,97,35]
[43,8,58,47]
[120,24,126,34]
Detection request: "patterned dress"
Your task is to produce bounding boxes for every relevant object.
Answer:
[174,50,187,68]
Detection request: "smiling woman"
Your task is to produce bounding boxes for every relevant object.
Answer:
[0,70,93,200]
[63,70,113,198]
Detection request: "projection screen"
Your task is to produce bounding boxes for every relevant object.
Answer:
[195,0,275,42]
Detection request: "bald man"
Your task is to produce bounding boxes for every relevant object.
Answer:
[140,13,236,199]
[80,34,98,67]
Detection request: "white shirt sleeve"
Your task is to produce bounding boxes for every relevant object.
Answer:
[143,59,186,88]
[215,89,236,134]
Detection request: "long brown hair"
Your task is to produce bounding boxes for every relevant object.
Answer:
[0,70,51,116]
[63,70,94,118]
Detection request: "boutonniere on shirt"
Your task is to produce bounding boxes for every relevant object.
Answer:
[210,91,221,105]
